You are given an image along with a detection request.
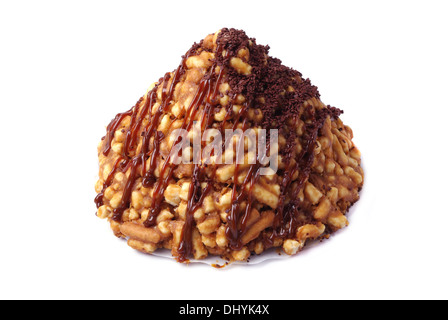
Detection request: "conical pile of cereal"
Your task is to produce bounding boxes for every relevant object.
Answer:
[95,28,363,263]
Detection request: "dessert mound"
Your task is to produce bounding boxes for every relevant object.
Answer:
[95,28,363,263]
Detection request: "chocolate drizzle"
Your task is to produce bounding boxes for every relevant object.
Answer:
[96,28,343,261]
[215,29,342,249]
[267,106,341,243]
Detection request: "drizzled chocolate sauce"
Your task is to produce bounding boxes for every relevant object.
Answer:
[266,107,340,244]
[95,28,342,262]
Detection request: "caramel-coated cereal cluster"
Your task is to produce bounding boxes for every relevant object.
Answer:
[95,28,363,263]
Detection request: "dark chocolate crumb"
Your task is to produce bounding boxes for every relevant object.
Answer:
[215,28,336,135]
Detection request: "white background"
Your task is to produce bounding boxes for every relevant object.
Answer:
[1,0,447,300]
